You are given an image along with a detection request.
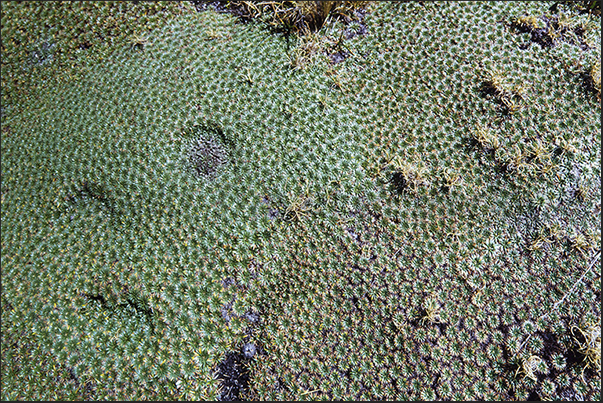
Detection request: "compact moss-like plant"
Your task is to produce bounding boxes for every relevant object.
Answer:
[1,0,601,401]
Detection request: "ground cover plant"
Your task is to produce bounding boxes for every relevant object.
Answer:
[1,1,601,400]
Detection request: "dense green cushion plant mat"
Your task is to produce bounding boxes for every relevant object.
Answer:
[1,1,600,400]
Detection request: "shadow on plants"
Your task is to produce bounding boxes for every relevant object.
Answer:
[387,169,427,195]
[82,289,157,334]
[527,390,542,400]
[478,76,525,117]
[62,180,119,219]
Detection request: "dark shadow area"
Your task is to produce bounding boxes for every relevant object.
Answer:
[64,180,118,217]
[216,352,251,401]
[511,14,592,50]
[527,390,542,401]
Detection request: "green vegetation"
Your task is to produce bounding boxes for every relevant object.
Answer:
[1,1,600,400]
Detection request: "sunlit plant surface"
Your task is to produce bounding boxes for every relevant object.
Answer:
[1,1,600,400]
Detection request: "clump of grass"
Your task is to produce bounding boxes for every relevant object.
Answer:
[512,15,547,31]
[514,355,545,382]
[220,1,368,34]
[286,32,324,71]
[584,61,601,101]
[470,125,500,154]
[386,157,429,195]
[419,298,443,326]
[571,320,601,380]
[282,189,313,222]
[479,68,527,115]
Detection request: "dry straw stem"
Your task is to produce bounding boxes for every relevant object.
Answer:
[515,250,601,356]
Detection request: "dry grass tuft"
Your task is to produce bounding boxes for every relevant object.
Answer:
[222,1,368,34]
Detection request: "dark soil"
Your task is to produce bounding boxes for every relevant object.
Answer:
[215,352,251,401]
